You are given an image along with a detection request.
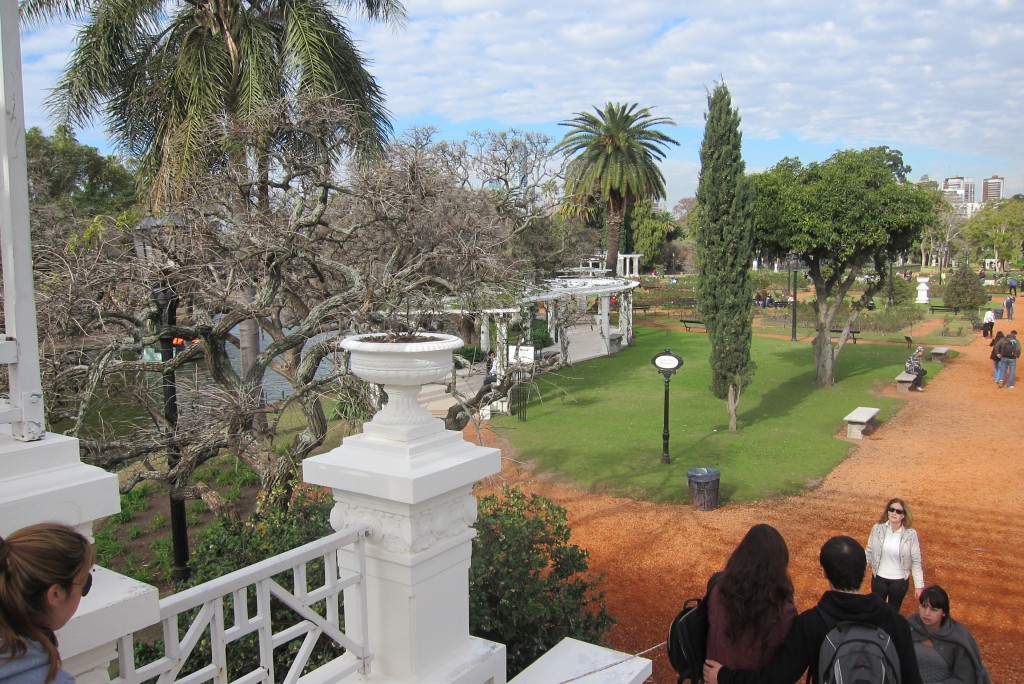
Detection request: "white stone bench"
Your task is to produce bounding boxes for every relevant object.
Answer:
[844,406,880,439]
[931,347,950,363]
[895,371,917,393]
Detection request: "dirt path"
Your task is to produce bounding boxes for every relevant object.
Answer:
[474,318,1024,683]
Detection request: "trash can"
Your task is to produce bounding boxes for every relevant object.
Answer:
[687,467,721,512]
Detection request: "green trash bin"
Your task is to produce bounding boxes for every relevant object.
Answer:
[687,467,721,511]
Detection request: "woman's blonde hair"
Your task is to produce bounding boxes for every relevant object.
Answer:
[0,523,93,683]
[877,498,914,529]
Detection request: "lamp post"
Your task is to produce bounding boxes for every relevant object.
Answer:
[652,349,683,464]
[153,281,190,583]
[137,217,190,582]
[788,254,799,342]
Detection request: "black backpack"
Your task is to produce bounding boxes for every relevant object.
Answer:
[667,574,720,683]
[1005,337,1021,359]
[816,609,901,684]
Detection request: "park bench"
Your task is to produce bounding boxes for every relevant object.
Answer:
[680,319,707,332]
[931,347,950,363]
[929,305,960,314]
[830,328,860,343]
[634,305,650,314]
[844,406,880,439]
[895,371,918,393]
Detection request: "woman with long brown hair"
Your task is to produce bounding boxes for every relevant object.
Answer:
[0,523,94,684]
[706,524,797,670]
[865,497,925,611]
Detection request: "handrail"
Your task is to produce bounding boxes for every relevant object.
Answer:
[113,526,372,684]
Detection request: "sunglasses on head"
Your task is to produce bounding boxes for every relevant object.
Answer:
[888,507,905,515]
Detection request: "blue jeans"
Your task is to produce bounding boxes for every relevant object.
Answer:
[995,358,1004,383]
[1000,357,1018,388]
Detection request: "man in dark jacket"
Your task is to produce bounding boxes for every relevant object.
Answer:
[703,535,923,684]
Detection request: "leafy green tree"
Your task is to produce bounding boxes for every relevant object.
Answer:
[944,264,989,310]
[694,84,756,430]
[555,102,678,274]
[963,198,1024,270]
[625,199,678,269]
[469,486,614,677]
[751,148,936,385]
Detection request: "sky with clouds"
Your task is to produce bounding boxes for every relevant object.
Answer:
[18,0,1024,206]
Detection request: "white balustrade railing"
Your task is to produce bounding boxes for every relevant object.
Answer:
[113,526,372,684]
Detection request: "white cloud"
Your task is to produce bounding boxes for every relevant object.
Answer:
[17,0,1024,200]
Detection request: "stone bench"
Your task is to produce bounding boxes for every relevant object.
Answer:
[895,371,918,393]
[931,347,950,363]
[844,406,880,439]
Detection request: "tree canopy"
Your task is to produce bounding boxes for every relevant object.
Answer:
[752,147,936,385]
[963,197,1024,270]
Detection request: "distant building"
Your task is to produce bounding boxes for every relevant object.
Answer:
[983,176,1004,203]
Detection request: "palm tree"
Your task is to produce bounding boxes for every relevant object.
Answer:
[555,102,678,275]
[21,0,405,205]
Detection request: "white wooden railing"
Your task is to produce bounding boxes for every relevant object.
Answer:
[113,526,372,684]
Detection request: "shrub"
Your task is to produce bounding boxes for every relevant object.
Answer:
[944,265,988,310]
[469,485,615,676]
[858,305,925,333]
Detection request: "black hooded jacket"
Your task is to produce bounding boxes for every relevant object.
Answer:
[718,590,923,684]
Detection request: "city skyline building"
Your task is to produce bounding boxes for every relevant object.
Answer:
[983,175,1005,203]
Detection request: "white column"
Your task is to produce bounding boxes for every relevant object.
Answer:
[479,313,491,353]
[619,289,633,344]
[0,3,44,440]
[304,337,506,683]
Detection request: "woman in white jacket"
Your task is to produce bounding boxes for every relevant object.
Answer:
[865,497,924,611]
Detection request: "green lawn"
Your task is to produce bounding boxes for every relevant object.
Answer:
[491,325,932,505]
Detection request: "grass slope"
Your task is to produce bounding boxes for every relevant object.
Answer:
[492,326,925,505]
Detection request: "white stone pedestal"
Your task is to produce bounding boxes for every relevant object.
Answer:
[915,276,930,304]
[303,335,505,683]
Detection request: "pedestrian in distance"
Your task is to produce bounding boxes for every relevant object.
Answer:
[705,524,798,671]
[703,535,923,684]
[909,585,991,684]
[866,498,925,611]
[905,346,927,391]
[982,309,995,338]
[0,523,95,684]
[1004,294,1015,321]
[989,331,1006,384]
[995,330,1020,389]
[483,350,497,385]
[1009,275,1019,297]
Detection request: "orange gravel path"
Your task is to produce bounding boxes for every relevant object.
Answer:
[473,318,1024,683]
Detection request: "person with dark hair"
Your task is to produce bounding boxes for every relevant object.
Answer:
[0,523,94,684]
[982,309,995,338]
[706,524,797,670]
[995,330,1020,389]
[866,497,925,611]
[703,535,922,684]
[483,350,497,385]
[990,331,1006,384]
[909,585,991,684]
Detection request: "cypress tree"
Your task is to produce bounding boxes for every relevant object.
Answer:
[695,83,756,431]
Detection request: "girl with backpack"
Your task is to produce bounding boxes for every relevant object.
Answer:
[705,524,797,671]
[909,585,991,684]
[0,523,94,684]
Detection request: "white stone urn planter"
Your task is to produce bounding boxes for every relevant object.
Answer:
[340,333,463,428]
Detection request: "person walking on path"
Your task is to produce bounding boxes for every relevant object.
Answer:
[1004,294,1015,321]
[995,330,1020,389]
[1009,276,1019,297]
[989,331,1006,384]
[905,346,927,391]
[865,498,925,611]
[982,309,995,338]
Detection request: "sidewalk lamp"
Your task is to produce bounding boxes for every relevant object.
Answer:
[652,349,683,464]
[787,254,801,341]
